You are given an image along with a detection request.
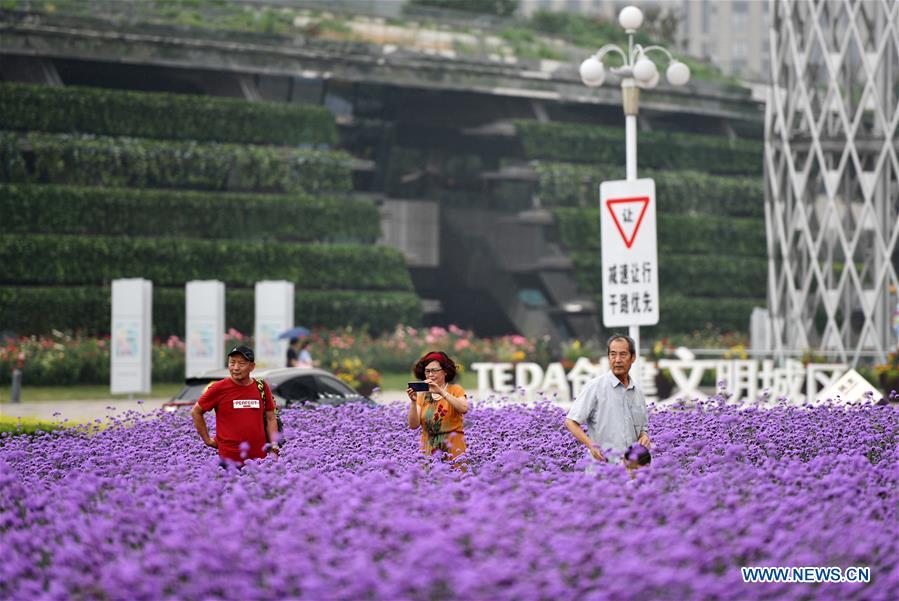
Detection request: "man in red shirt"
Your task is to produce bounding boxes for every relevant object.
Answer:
[191,345,279,465]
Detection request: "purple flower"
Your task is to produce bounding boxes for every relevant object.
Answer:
[0,399,896,600]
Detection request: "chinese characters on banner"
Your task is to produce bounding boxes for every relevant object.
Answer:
[599,179,659,327]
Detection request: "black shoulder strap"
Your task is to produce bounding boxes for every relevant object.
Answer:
[256,378,269,443]
[255,378,268,409]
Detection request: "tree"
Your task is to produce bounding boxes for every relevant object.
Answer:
[642,6,681,46]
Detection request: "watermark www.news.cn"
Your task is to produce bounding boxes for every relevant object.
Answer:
[741,566,871,584]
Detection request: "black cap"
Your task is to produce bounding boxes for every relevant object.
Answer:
[228,345,255,362]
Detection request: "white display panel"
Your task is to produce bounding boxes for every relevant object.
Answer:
[110,278,152,394]
[185,280,225,378]
[254,281,294,369]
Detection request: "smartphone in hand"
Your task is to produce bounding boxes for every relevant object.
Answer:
[408,381,429,392]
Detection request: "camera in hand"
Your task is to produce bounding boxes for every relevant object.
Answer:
[408,381,429,392]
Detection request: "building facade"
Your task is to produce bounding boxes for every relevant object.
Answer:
[518,0,771,81]
[679,0,770,81]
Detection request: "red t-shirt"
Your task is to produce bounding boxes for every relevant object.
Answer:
[198,378,275,463]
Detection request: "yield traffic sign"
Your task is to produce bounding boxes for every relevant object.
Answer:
[606,196,649,248]
[599,179,659,327]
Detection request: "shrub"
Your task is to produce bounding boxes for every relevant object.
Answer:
[0,235,413,290]
[0,184,380,243]
[0,131,352,194]
[0,82,338,147]
[0,287,422,338]
[642,294,761,335]
[536,162,764,216]
[570,251,767,298]
[554,208,767,256]
[518,121,763,175]
[408,0,519,17]
[0,415,66,435]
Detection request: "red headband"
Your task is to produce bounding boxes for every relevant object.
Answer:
[424,352,444,362]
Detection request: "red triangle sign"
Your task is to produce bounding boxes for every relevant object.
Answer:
[606,196,649,249]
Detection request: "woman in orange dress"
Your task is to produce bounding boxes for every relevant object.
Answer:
[406,351,468,461]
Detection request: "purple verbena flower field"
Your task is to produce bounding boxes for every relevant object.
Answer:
[2,398,898,600]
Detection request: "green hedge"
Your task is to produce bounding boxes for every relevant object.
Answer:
[570,251,767,298]
[0,82,338,147]
[0,131,352,194]
[0,286,422,337]
[536,162,764,217]
[0,235,413,291]
[0,184,380,243]
[554,209,767,256]
[517,121,763,175]
[635,294,761,335]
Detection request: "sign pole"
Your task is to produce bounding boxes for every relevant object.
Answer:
[623,80,640,371]
[579,5,692,384]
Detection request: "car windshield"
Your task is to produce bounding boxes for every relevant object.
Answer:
[173,380,217,402]
[316,376,358,398]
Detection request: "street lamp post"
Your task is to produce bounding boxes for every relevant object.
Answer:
[579,4,690,362]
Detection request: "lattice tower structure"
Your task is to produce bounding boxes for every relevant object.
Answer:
[766,0,899,365]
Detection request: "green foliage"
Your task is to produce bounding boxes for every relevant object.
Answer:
[0,82,338,147]
[554,209,767,256]
[409,0,519,17]
[9,0,300,36]
[0,416,66,436]
[0,131,352,194]
[496,27,566,60]
[580,294,761,336]
[0,235,413,290]
[642,294,761,336]
[1,184,380,243]
[0,131,27,181]
[535,162,764,216]
[530,10,631,50]
[0,287,422,338]
[570,251,767,299]
[518,122,763,175]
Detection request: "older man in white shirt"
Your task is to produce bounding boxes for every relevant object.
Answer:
[565,335,651,464]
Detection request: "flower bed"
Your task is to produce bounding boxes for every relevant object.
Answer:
[1,399,897,599]
[0,327,549,388]
[0,332,187,386]
[311,325,552,374]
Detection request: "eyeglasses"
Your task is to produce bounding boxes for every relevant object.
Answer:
[424,368,443,374]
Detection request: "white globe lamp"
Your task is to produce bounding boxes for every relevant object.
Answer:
[618,6,644,31]
[666,61,691,86]
[579,56,605,87]
[641,69,660,89]
[633,58,658,83]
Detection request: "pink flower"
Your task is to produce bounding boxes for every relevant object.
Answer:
[454,339,471,351]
